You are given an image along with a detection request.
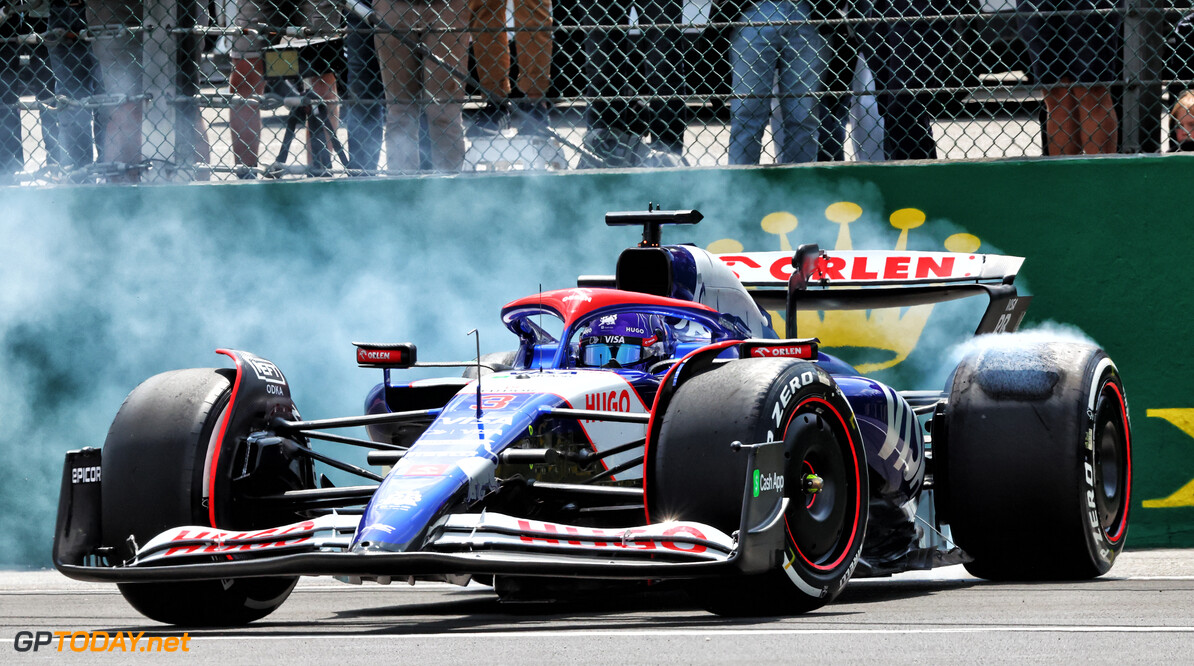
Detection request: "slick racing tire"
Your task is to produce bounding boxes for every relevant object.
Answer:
[648,358,868,616]
[101,369,301,626]
[938,341,1131,580]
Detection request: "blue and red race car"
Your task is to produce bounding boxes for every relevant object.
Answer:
[53,209,1132,624]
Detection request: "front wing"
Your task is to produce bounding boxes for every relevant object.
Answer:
[54,441,788,583]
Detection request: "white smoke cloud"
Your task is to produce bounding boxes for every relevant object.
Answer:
[947,320,1100,368]
[1,169,1103,569]
[0,173,672,567]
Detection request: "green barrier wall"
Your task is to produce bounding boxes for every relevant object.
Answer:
[3,154,1192,567]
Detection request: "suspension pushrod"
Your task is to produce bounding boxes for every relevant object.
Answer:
[582,456,646,485]
[274,408,440,431]
[302,430,407,452]
[585,438,646,463]
[255,485,379,502]
[290,446,384,482]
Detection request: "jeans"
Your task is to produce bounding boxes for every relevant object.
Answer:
[0,2,98,178]
[729,0,826,165]
[49,0,101,169]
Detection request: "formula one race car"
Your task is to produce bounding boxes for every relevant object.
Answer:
[54,209,1132,625]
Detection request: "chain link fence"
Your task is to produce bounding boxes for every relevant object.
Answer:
[0,0,1186,183]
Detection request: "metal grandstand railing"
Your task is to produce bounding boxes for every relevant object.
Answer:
[0,0,1184,183]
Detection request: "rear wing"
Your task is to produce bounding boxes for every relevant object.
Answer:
[718,246,1031,337]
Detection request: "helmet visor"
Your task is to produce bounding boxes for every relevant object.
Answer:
[581,335,645,367]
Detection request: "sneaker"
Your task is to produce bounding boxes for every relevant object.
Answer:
[640,141,688,168]
[467,102,510,137]
[515,100,552,137]
[580,128,643,168]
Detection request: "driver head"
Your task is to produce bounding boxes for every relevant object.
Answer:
[577,312,674,371]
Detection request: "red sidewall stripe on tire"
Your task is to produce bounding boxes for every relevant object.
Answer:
[783,396,862,572]
[1105,380,1131,544]
[209,350,245,529]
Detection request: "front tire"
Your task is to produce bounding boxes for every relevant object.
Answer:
[938,340,1131,580]
[647,358,868,615]
[102,369,300,625]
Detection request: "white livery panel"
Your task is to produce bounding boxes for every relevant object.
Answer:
[715,250,1025,287]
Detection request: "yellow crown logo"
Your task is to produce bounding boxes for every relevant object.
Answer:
[709,202,982,373]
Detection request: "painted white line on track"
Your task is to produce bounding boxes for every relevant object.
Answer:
[7,575,1194,595]
[6,626,1191,644]
[186,626,1194,638]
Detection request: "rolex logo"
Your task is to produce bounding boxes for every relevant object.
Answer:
[709,203,982,373]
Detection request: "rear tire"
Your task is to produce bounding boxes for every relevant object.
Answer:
[102,369,300,625]
[648,358,868,615]
[938,341,1131,580]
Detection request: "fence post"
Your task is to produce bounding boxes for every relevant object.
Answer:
[1121,0,1165,153]
[141,0,200,180]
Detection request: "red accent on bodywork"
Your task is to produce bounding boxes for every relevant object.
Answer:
[357,348,406,365]
[747,345,813,359]
[209,349,244,529]
[501,288,717,329]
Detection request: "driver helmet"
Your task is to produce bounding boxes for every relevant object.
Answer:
[577,313,675,371]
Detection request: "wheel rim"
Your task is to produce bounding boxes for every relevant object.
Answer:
[783,398,862,571]
[1093,380,1131,542]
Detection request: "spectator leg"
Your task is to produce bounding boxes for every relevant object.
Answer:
[882,93,936,161]
[374,0,468,172]
[849,53,885,161]
[816,24,852,162]
[27,24,65,169]
[421,0,468,170]
[306,72,341,166]
[861,0,939,160]
[470,0,512,96]
[775,0,824,164]
[583,1,631,133]
[49,0,99,171]
[0,21,21,178]
[639,0,687,153]
[1075,85,1117,154]
[1042,84,1080,155]
[345,7,385,172]
[729,6,780,165]
[513,0,552,100]
[816,97,848,162]
[229,57,264,168]
[87,0,144,181]
[373,0,422,172]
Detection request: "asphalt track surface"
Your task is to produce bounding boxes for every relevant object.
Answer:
[4,550,1194,663]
